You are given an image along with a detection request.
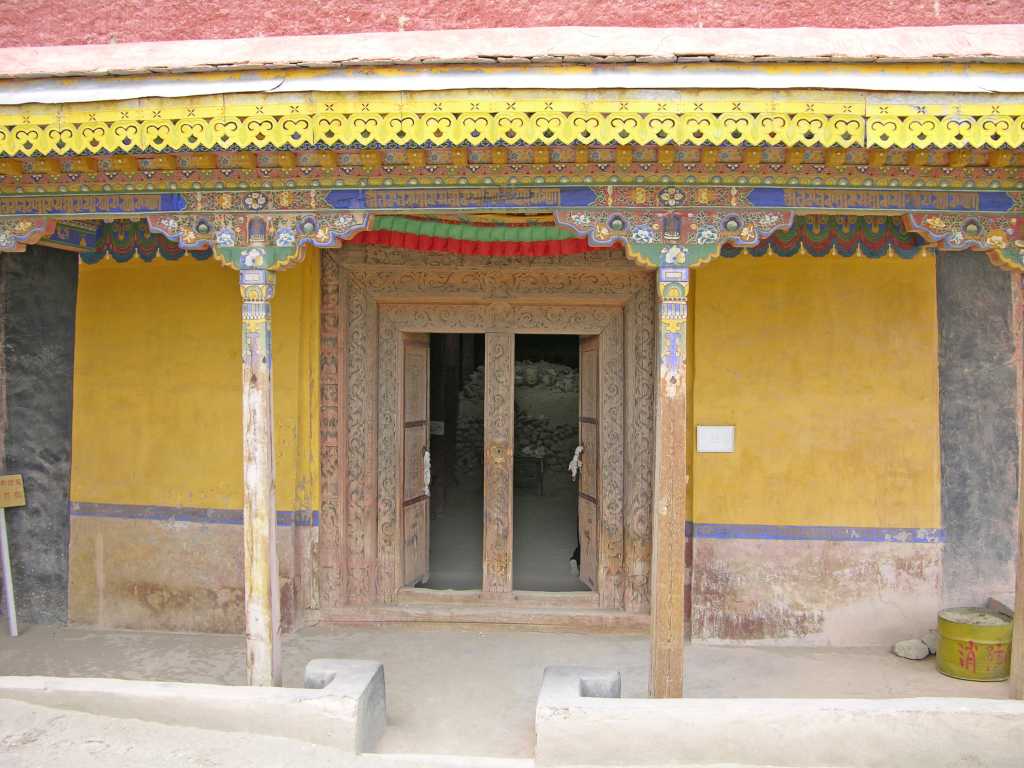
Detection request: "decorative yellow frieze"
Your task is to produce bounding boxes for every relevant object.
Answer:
[1,92,1023,156]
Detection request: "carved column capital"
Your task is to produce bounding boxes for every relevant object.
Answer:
[147,211,368,271]
[556,208,794,268]
[903,212,1024,270]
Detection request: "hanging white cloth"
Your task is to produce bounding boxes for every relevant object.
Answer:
[423,448,431,497]
[568,445,584,481]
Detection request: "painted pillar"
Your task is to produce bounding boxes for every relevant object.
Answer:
[1011,274,1024,699]
[240,268,281,687]
[649,267,690,698]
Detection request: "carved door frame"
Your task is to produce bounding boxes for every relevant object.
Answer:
[377,303,625,606]
[319,246,657,619]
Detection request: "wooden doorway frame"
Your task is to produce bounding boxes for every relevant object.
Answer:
[378,304,624,606]
[319,246,657,624]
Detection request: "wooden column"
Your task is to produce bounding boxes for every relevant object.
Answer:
[649,267,690,698]
[1011,274,1024,699]
[240,268,281,687]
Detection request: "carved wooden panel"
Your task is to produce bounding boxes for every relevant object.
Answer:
[317,251,341,610]
[376,313,400,599]
[624,279,657,613]
[578,335,600,590]
[483,332,514,592]
[343,244,636,271]
[344,274,377,604]
[401,333,431,587]
[597,311,626,609]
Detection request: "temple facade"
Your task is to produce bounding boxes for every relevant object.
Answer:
[0,22,1021,697]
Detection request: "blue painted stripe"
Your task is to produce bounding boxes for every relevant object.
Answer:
[70,503,938,542]
[70,502,319,527]
[687,521,943,543]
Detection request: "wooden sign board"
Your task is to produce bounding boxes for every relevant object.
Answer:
[0,475,25,508]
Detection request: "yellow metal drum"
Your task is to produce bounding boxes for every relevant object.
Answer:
[936,608,1012,682]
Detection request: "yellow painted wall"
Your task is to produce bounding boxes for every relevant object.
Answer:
[70,254,320,512]
[692,253,940,529]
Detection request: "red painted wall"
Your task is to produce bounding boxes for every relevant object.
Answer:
[1,1,1020,48]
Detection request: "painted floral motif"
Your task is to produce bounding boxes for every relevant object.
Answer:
[241,246,266,267]
[154,216,181,233]
[661,244,688,264]
[695,227,719,245]
[275,227,296,247]
[631,226,655,244]
[657,187,686,207]
[244,192,269,211]
[216,227,236,247]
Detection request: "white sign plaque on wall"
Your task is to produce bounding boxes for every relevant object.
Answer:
[696,425,735,453]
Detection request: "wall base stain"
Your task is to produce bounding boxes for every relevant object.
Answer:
[693,539,942,644]
[69,515,300,634]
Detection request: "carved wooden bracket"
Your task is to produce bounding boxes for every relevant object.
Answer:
[903,212,1024,271]
[146,212,369,271]
[555,208,795,268]
[0,218,56,253]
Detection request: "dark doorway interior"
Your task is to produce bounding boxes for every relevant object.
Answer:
[512,335,589,591]
[424,333,485,589]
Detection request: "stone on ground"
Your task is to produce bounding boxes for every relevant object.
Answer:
[893,638,930,660]
[923,629,939,655]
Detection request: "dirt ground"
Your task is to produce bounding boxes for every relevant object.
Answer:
[0,623,1009,760]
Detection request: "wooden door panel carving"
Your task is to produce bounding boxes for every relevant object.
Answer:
[401,334,430,587]
[578,335,600,590]
[483,332,514,592]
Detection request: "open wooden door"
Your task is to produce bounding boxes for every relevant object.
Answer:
[577,335,600,590]
[402,333,431,586]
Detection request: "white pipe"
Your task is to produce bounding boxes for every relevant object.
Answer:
[0,507,17,638]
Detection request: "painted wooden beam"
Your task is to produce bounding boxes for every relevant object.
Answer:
[1011,274,1024,700]
[649,267,690,697]
[240,268,282,687]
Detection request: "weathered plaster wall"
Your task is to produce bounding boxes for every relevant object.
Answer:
[68,255,320,632]
[1,1,1017,47]
[690,253,942,643]
[2,245,78,624]
[70,256,319,513]
[693,253,941,531]
[936,251,1019,609]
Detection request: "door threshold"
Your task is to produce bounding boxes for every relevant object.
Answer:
[396,587,600,608]
[322,601,648,632]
